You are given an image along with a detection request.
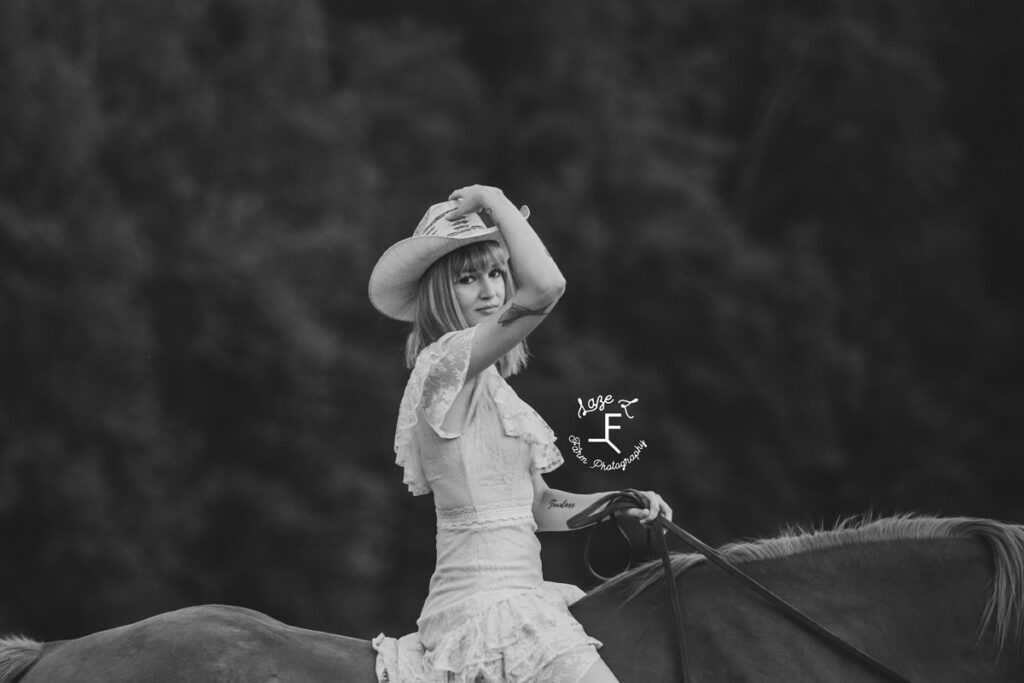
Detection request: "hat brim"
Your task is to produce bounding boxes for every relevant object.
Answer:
[368,228,505,322]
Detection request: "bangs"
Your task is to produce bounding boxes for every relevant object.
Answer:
[451,240,508,274]
[406,238,527,377]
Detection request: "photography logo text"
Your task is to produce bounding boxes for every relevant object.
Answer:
[569,394,647,472]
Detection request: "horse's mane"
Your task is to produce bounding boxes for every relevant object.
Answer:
[0,635,42,683]
[589,514,1024,656]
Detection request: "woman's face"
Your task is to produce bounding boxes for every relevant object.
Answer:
[453,261,507,326]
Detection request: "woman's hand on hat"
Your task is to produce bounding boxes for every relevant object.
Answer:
[448,184,504,218]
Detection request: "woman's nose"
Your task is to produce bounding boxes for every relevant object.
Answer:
[480,279,496,299]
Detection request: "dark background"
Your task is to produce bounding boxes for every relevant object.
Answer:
[2,0,1022,642]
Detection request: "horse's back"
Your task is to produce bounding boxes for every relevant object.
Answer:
[20,605,377,683]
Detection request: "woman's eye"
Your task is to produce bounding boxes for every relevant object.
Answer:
[489,269,504,279]
[457,275,475,285]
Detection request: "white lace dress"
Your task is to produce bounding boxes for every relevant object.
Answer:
[372,326,602,683]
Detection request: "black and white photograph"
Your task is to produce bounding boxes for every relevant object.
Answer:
[1,1,1022,680]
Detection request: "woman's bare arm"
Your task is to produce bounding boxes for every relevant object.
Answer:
[530,472,673,532]
[448,185,566,379]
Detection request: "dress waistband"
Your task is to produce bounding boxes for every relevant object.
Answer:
[436,501,535,530]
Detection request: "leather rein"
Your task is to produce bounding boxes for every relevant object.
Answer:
[566,491,913,683]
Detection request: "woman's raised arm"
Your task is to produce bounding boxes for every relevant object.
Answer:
[448,185,566,379]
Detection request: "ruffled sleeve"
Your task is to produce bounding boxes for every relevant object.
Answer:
[393,327,477,495]
[492,379,564,475]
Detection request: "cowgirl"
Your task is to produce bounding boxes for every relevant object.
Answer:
[369,185,672,683]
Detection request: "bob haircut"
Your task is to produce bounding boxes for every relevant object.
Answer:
[405,240,528,377]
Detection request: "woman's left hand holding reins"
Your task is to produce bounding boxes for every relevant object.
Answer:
[623,490,673,525]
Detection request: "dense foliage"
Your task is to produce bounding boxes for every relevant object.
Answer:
[2,0,1021,640]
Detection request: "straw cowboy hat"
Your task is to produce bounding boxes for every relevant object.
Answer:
[368,200,529,322]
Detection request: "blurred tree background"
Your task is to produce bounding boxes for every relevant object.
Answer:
[1,0,1022,642]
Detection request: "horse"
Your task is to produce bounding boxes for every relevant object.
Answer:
[573,514,1024,681]
[1,514,1022,682]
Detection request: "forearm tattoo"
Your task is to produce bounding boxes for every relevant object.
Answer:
[546,499,576,510]
[499,303,549,327]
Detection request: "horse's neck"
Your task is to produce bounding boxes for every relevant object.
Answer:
[577,537,1021,682]
[689,537,1000,681]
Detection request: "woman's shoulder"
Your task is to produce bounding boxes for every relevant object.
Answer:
[402,327,483,436]
[414,327,477,370]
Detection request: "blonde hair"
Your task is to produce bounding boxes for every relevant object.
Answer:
[405,241,528,377]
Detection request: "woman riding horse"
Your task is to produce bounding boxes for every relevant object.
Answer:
[366,185,671,682]
[2,514,1023,681]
